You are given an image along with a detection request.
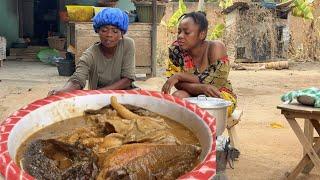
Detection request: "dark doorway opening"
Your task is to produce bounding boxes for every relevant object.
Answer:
[20,0,59,46]
[34,0,59,45]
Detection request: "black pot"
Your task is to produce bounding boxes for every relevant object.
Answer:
[56,59,75,76]
[12,42,28,48]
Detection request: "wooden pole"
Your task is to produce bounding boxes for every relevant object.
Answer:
[197,0,205,12]
[151,0,157,77]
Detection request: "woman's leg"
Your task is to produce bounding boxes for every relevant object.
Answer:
[172,90,191,99]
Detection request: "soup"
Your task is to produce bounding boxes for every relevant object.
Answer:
[16,96,201,179]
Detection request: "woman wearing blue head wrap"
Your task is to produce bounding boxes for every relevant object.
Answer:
[48,8,135,96]
[93,8,129,34]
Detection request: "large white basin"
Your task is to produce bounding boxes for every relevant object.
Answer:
[0,90,216,179]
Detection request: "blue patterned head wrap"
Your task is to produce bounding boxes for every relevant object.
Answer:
[93,8,129,34]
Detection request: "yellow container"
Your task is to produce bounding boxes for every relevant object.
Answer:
[94,7,108,16]
[66,5,94,22]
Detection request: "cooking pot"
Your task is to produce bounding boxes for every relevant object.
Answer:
[0,90,216,179]
[184,95,232,136]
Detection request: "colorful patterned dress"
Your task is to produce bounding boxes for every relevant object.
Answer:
[166,41,237,116]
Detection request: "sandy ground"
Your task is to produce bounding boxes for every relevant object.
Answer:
[1,60,320,179]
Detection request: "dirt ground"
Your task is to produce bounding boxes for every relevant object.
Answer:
[1,60,320,179]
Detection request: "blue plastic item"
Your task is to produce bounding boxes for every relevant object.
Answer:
[261,0,277,9]
[93,8,129,33]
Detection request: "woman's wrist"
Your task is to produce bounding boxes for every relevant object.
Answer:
[173,73,182,81]
[64,81,82,91]
[199,84,208,94]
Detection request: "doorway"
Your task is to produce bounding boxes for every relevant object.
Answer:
[19,0,59,45]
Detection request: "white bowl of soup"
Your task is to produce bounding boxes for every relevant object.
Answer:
[0,90,216,179]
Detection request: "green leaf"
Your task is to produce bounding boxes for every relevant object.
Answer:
[292,0,314,19]
[219,0,233,9]
[208,23,225,40]
[167,0,187,29]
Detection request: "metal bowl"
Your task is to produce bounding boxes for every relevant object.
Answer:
[184,95,232,136]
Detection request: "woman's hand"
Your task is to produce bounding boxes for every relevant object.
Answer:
[162,75,180,94]
[47,81,82,97]
[47,88,68,97]
[201,84,221,98]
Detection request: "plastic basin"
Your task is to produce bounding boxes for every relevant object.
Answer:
[0,90,217,179]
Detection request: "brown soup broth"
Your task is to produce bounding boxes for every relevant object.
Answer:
[16,114,200,168]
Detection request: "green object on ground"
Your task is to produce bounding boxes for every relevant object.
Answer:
[281,87,320,107]
[36,48,59,64]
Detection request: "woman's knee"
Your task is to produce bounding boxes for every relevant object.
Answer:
[172,90,190,99]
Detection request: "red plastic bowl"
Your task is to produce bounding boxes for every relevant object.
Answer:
[0,90,216,179]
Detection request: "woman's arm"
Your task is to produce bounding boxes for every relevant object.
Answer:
[48,51,93,96]
[99,78,133,90]
[162,72,200,94]
[175,82,203,95]
[48,80,82,96]
[175,82,221,97]
[174,73,200,83]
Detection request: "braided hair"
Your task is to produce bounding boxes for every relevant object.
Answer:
[179,11,208,33]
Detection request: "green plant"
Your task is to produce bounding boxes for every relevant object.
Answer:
[292,0,314,19]
[165,0,226,39]
[219,0,233,9]
[208,23,225,40]
[166,0,187,31]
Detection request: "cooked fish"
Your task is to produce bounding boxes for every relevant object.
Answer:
[97,143,201,180]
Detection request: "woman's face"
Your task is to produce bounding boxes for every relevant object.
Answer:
[98,25,122,48]
[177,17,205,51]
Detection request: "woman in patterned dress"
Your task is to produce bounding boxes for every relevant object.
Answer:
[161,11,236,115]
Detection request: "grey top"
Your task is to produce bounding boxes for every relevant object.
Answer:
[68,37,136,89]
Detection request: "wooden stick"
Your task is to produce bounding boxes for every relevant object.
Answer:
[285,116,320,178]
[287,138,320,179]
[311,119,320,135]
[304,120,314,156]
[302,119,320,174]
[228,126,239,149]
